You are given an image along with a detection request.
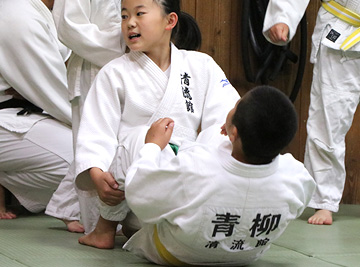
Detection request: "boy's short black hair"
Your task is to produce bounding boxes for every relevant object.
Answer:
[232,85,298,164]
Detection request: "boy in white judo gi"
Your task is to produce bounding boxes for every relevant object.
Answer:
[96,85,315,266]
[0,0,72,219]
[75,0,239,240]
[45,0,127,233]
[263,0,360,225]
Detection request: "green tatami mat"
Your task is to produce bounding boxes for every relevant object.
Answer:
[0,205,359,266]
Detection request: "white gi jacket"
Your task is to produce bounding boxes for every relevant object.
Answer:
[75,44,240,189]
[263,0,310,46]
[0,0,71,129]
[52,0,126,100]
[123,130,316,266]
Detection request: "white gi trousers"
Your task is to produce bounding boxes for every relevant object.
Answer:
[304,43,360,212]
[0,118,72,213]
[98,127,151,233]
[46,62,113,232]
[46,66,93,223]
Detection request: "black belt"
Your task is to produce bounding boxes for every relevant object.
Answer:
[0,98,43,115]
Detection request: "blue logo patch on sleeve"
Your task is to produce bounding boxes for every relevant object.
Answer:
[221,79,230,87]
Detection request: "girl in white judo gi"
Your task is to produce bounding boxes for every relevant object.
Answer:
[75,0,240,246]
[120,86,315,266]
[0,0,72,219]
[44,0,127,232]
[263,0,360,225]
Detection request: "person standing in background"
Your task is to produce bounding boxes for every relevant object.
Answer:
[45,0,127,233]
[263,0,360,225]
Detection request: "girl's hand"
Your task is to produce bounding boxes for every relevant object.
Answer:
[90,168,125,206]
[220,123,227,136]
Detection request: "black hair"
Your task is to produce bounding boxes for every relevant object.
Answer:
[232,85,298,164]
[156,0,202,50]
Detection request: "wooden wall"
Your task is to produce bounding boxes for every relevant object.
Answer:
[181,0,360,205]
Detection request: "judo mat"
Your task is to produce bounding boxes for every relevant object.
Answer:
[0,204,359,267]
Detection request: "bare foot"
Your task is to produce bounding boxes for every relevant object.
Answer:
[0,185,17,219]
[63,220,85,233]
[0,209,17,219]
[78,216,118,249]
[308,209,333,225]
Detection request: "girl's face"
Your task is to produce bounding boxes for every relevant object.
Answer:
[121,0,175,54]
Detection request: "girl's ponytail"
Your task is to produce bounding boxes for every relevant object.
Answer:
[159,0,202,51]
[172,11,202,51]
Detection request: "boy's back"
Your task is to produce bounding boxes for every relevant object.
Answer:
[124,128,316,266]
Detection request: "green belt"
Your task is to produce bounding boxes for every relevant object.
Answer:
[169,143,179,155]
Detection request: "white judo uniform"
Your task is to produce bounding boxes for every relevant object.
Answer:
[123,127,316,266]
[0,0,72,212]
[75,44,240,233]
[45,0,126,222]
[264,0,360,213]
[263,0,310,46]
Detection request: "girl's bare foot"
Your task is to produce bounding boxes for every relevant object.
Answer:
[308,209,333,225]
[63,220,85,233]
[78,216,118,249]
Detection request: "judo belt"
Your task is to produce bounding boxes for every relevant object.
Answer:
[153,226,192,266]
[169,143,179,155]
[0,98,43,115]
[322,0,360,50]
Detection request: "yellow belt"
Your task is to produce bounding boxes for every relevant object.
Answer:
[153,226,191,266]
[322,0,360,50]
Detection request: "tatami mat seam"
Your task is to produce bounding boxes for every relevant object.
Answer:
[271,243,347,267]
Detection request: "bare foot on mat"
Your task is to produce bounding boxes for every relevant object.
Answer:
[308,209,333,225]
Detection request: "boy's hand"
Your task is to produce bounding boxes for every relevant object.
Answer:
[89,168,125,206]
[269,23,289,43]
[145,118,174,150]
[220,123,227,136]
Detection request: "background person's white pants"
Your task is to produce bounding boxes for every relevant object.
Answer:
[0,118,72,213]
[46,82,91,225]
[305,44,360,213]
